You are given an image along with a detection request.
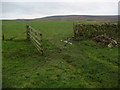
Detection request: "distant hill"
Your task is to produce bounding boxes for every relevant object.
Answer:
[16,15,118,22]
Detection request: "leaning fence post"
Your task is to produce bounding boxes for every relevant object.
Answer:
[26,25,30,40]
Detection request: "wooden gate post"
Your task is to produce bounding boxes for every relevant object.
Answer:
[26,25,30,40]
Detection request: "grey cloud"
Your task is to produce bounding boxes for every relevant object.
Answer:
[1,2,118,19]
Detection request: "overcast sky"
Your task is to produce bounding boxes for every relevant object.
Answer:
[0,0,119,19]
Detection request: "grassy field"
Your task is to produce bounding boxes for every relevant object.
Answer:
[2,20,119,88]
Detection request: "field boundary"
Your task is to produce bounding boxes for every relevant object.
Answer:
[73,23,118,41]
[73,23,119,47]
[26,25,44,55]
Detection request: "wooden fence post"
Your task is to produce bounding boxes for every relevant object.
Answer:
[26,25,30,40]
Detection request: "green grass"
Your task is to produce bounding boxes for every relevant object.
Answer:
[2,20,119,88]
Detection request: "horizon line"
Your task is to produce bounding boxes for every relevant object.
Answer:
[0,14,118,20]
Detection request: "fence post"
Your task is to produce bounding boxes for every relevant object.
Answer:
[26,25,30,40]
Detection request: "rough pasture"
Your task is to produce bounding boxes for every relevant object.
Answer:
[2,20,119,88]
